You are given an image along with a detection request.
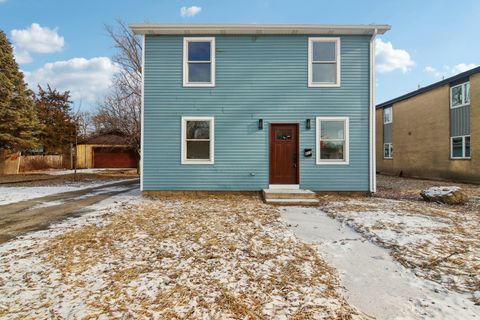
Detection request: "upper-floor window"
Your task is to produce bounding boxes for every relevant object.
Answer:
[450,82,470,108]
[308,38,340,87]
[316,117,349,165]
[384,106,393,124]
[183,37,215,87]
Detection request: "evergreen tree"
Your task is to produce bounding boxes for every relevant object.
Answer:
[0,30,41,151]
[35,85,75,154]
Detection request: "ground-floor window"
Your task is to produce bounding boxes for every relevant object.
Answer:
[181,116,214,164]
[450,135,470,159]
[316,117,349,165]
[384,143,393,159]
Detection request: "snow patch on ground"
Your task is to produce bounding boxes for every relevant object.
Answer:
[281,207,479,320]
[322,197,480,303]
[0,179,135,205]
[0,194,362,319]
[422,186,461,197]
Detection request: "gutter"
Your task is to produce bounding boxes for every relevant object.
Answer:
[140,35,145,191]
[369,28,378,193]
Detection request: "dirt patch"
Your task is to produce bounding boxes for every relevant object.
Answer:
[0,194,364,319]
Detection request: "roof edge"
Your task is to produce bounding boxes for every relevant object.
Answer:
[377,66,480,109]
[130,23,390,35]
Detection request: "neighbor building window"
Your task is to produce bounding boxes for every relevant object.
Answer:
[183,37,215,87]
[308,38,340,87]
[181,117,214,164]
[450,82,470,108]
[450,135,470,159]
[384,107,393,124]
[384,143,393,159]
[316,117,349,164]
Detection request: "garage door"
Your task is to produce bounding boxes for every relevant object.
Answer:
[93,147,137,168]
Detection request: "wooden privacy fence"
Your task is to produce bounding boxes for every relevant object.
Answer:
[0,150,66,174]
[20,155,64,172]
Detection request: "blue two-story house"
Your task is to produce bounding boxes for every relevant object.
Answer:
[131,24,390,194]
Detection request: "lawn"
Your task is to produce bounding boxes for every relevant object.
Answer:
[0,192,363,319]
[320,175,480,304]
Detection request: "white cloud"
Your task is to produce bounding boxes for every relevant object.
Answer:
[11,23,64,64]
[424,63,478,79]
[375,38,415,73]
[24,57,119,103]
[12,47,33,64]
[424,66,442,77]
[180,6,202,18]
[450,63,477,74]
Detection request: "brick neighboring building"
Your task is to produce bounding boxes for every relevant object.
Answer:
[376,66,479,184]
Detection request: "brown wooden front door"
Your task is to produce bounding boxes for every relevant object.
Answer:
[269,124,299,184]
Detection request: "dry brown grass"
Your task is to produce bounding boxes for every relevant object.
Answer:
[0,194,364,319]
[320,175,480,304]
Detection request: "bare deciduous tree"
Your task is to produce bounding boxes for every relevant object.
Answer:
[75,111,93,141]
[94,19,142,162]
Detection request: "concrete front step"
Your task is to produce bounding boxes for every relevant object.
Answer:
[262,188,319,206]
[263,188,316,200]
[264,198,320,206]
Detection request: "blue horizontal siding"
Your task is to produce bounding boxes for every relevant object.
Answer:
[144,34,371,191]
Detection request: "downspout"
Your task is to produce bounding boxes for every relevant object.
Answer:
[140,34,145,191]
[369,28,378,193]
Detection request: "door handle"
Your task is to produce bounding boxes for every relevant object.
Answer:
[293,153,298,168]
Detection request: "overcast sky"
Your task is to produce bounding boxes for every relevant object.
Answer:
[1,0,478,110]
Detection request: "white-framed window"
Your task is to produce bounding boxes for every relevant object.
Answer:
[450,135,471,159]
[183,37,215,87]
[181,116,214,164]
[316,117,349,165]
[384,106,393,124]
[308,37,341,87]
[450,82,470,108]
[384,143,393,159]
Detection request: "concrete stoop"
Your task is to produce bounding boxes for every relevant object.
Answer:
[262,188,319,206]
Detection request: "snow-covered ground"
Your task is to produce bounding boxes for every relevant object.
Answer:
[321,196,480,306]
[281,207,479,320]
[0,179,136,205]
[0,193,362,319]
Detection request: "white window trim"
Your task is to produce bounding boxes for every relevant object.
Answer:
[384,106,393,124]
[383,143,393,159]
[450,135,471,160]
[183,37,216,87]
[308,37,341,88]
[450,82,470,109]
[316,116,349,165]
[181,116,215,164]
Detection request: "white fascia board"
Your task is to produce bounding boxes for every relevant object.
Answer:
[130,24,391,36]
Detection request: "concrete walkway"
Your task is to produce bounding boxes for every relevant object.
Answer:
[0,179,139,244]
[281,207,479,320]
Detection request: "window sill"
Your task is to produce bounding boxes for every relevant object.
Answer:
[316,161,349,165]
[450,103,470,109]
[450,157,471,160]
[383,157,393,160]
[308,83,340,88]
[181,160,214,165]
[183,83,215,88]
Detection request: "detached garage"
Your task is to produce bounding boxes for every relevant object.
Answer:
[76,133,138,169]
